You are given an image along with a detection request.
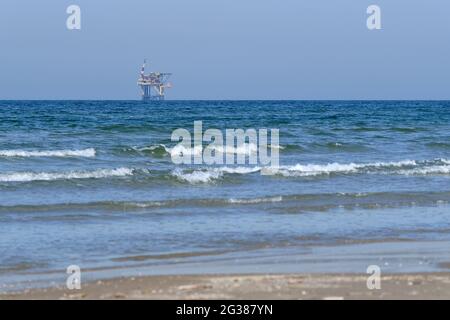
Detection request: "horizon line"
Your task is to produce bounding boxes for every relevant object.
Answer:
[1,99,450,102]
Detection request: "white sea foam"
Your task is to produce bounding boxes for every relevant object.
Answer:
[280,163,359,176]
[171,160,425,182]
[262,160,419,177]
[168,143,259,158]
[362,160,417,168]
[135,142,272,160]
[172,168,222,184]
[217,166,261,174]
[0,168,133,182]
[397,165,450,175]
[172,166,260,184]
[138,142,270,155]
[0,148,96,158]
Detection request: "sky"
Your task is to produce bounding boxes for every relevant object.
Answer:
[0,0,449,100]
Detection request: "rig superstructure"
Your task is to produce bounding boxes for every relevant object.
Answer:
[137,60,172,101]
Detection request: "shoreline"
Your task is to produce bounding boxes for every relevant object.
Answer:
[2,239,450,298]
[3,272,450,300]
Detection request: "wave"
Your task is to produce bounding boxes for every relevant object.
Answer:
[1,158,448,185]
[398,166,450,175]
[0,148,96,158]
[228,196,283,204]
[123,144,203,158]
[2,191,450,215]
[128,142,263,158]
[172,166,260,184]
[170,143,259,158]
[0,168,133,182]
[169,158,450,183]
[262,160,418,177]
[172,168,222,184]
[122,142,288,159]
[132,144,172,157]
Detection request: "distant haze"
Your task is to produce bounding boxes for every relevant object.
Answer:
[1,0,449,100]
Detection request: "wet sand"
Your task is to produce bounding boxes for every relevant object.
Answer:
[2,273,450,300]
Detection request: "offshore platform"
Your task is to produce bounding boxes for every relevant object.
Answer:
[137,60,172,101]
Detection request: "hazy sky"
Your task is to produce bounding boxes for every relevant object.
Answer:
[1,0,449,100]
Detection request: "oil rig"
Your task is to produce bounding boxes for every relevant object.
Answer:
[137,60,172,101]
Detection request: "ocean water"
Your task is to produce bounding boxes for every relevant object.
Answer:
[1,100,450,290]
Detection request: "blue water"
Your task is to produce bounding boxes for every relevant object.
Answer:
[1,100,450,289]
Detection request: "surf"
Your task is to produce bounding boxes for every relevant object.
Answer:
[0,148,96,158]
[0,167,133,182]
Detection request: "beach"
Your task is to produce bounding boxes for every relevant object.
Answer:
[3,273,450,300]
[2,238,450,299]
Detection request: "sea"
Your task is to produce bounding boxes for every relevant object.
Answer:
[1,100,450,291]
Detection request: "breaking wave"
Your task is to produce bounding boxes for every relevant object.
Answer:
[170,159,450,183]
[172,168,222,184]
[1,158,449,185]
[398,166,450,175]
[0,168,133,182]
[170,143,259,158]
[172,166,260,184]
[126,142,285,159]
[0,148,96,158]
[264,160,418,177]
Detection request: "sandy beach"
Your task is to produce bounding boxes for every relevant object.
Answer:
[2,273,450,300]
